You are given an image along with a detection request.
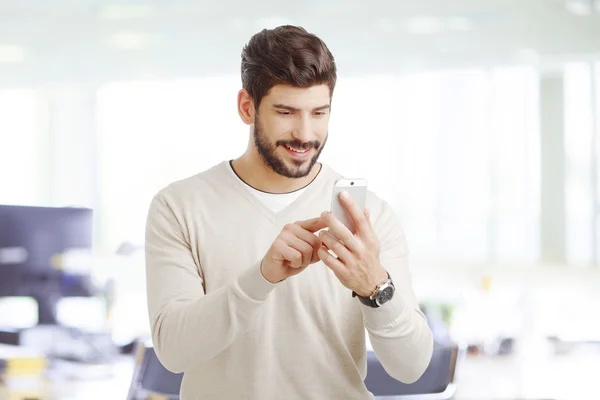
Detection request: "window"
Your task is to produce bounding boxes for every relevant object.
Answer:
[0,89,46,205]
[564,62,600,266]
[488,67,540,263]
[96,77,245,251]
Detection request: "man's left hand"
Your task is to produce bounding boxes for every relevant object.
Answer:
[318,191,388,297]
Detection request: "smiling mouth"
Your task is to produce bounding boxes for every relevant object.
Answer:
[283,144,310,154]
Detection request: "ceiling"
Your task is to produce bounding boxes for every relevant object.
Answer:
[0,0,599,86]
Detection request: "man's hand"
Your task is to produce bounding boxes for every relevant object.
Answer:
[261,218,327,283]
[318,192,388,297]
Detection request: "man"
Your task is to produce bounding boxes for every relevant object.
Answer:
[145,25,433,399]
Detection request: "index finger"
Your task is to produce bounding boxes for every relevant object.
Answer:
[339,191,369,234]
[296,217,328,233]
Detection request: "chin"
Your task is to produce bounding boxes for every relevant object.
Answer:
[285,161,316,179]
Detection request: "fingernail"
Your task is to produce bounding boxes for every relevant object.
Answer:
[321,211,328,217]
[340,191,349,199]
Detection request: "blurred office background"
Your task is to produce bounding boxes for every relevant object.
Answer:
[0,1,599,399]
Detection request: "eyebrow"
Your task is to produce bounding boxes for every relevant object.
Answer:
[273,104,331,112]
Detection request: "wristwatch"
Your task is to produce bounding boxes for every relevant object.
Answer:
[352,272,395,308]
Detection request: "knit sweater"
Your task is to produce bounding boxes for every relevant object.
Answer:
[145,161,433,399]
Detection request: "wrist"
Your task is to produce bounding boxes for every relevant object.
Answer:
[355,266,388,297]
[260,259,282,284]
[372,265,389,285]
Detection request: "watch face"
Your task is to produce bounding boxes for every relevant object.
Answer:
[377,286,394,305]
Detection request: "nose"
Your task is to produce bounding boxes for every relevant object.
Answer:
[291,114,312,143]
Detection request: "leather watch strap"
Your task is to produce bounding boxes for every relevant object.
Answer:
[352,290,378,308]
[352,272,391,308]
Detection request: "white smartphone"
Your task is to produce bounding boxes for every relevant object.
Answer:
[330,178,368,234]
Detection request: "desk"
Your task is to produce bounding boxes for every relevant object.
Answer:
[0,356,135,400]
[454,347,600,399]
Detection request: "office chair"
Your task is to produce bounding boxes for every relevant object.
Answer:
[126,340,183,400]
[365,343,461,400]
[127,341,460,400]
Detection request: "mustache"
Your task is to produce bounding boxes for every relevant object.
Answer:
[276,139,320,150]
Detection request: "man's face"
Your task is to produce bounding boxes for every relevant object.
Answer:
[253,84,331,179]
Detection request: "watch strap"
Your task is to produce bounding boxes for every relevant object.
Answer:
[352,271,391,308]
[352,290,379,307]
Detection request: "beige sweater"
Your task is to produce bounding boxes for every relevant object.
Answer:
[145,161,433,400]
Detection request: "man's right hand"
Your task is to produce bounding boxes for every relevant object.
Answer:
[261,217,328,283]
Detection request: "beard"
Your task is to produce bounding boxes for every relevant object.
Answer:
[253,116,327,179]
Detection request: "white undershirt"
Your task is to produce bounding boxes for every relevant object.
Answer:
[228,162,308,213]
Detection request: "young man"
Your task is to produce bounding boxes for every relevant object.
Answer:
[145,25,433,399]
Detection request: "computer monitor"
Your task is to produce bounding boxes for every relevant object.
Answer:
[0,204,95,325]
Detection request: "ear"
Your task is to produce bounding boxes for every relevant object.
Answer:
[237,89,255,125]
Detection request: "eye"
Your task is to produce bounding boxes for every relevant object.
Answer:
[277,110,292,115]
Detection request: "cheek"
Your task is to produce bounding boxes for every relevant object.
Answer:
[266,119,295,138]
[314,119,329,138]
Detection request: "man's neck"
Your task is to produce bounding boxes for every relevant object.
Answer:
[231,153,321,194]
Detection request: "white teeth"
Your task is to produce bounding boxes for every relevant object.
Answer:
[285,145,308,153]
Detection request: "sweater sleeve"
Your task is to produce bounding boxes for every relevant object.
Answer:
[144,192,277,373]
[360,199,434,384]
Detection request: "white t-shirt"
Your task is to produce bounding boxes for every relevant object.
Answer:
[227,161,308,213]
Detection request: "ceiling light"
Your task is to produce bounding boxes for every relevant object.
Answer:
[445,17,474,32]
[405,16,444,35]
[565,0,593,15]
[109,32,153,50]
[100,4,157,20]
[0,45,27,63]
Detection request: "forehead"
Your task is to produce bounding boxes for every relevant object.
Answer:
[262,84,331,108]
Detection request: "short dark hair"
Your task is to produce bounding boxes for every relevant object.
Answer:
[241,25,337,110]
